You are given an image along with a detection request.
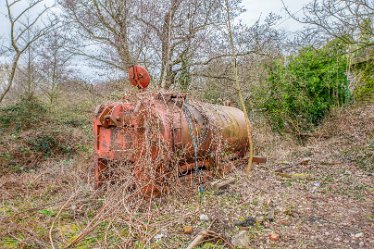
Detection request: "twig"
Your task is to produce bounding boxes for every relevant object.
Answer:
[49,193,75,249]
[63,221,102,249]
[186,229,234,249]
[186,230,210,249]
[211,177,235,189]
[62,203,109,249]
[206,230,234,249]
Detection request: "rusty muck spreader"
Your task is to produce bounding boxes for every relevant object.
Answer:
[93,65,266,197]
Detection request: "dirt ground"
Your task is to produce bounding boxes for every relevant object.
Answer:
[0,103,373,248]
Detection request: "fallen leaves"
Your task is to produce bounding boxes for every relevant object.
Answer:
[183,226,193,234]
[269,232,280,241]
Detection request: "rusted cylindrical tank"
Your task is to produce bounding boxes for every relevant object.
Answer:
[93,91,250,196]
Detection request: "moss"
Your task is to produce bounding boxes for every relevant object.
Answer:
[0,204,14,217]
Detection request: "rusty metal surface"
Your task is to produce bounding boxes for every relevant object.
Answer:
[128,65,151,89]
[93,91,252,195]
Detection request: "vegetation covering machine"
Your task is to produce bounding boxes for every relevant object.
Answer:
[93,65,261,197]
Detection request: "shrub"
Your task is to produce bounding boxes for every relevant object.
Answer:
[258,39,351,137]
[27,134,74,157]
[352,60,374,102]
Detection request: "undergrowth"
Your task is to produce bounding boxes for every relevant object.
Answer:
[257,39,351,138]
[0,99,88,174]
[0,88,372,248]
[0,99,48,131]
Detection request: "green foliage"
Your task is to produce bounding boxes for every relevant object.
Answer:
[202,85,225,105]
[62,119,87,128]
[28,135,57,156]
[352,60,374,101]
[259,39,351,136]
[176,49,191,92]
[203,90,222,104]
[351,18,374,101]
[27,134,74,157]
[38,209,55,217]
[0,237,19,248]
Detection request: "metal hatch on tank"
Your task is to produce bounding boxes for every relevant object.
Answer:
[93,65,266,197]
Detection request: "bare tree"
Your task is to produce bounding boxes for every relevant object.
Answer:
[0,65,10,88]
[61,0,283,93]
[61,0,136,72]
[187,10,285,101]
[62,0,235,89]
[38,28,73,109]
[136,0,234,89]
[16,44,41,100]
[17,16,42,100]
[0,0,58,104]
[159,0,181,88]
[282,0,374,49]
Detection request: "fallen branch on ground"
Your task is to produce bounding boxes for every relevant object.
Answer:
[186,229,234,249]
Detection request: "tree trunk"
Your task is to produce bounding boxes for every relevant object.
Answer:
[118,22,134,67]
[160,9,173,89]
[160,0,181,89]
[224,0,254,173]
[0,52,20,103]
[26,47,34,101]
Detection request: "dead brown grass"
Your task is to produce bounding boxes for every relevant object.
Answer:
[0,102,373,248]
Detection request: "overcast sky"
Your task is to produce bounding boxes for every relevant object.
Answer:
[242,0,307,31]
